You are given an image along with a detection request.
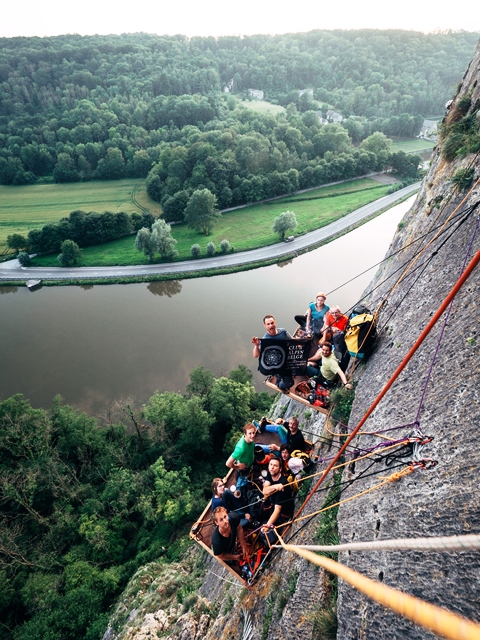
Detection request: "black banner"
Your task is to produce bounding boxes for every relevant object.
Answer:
[258,338,312,376]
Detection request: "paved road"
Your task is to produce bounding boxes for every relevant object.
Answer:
[0,183,419,282]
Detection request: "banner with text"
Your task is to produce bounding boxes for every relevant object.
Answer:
[258,338,312,377]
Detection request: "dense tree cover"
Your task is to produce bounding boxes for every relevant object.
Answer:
[0,30,476,190]
[0,365,272,640]
[19,209,154,255]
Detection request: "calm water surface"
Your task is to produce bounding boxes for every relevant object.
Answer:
[0,198,412,414]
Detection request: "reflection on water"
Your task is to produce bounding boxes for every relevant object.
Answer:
[276,258,293,269]
[0,286,18,294]
[0,198,412,415]
[147,280,183,297]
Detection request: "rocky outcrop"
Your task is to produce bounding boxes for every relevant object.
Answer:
[336,39,480,640]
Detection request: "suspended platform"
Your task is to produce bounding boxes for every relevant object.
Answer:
[264,375,330,414]
[190,430,286,587]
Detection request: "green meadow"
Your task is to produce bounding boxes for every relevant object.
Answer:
[30,178,391,267]
[390,138,435,154]
[0,179,161,254]
[239,99,285,115]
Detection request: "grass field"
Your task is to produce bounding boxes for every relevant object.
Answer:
[30,178,391,267]
[240,99,285,115]
[0,179,161,254]
[390,138,435,154]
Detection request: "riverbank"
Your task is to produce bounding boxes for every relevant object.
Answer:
[0,184,419,285]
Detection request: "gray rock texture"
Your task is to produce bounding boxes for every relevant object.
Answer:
[336,40,480,640]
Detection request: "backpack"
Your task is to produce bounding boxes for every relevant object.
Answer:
[308,385,330,407]
[291,449,314,474]
[345,305,377,359]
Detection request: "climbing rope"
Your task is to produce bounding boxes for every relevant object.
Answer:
[294,245,480,522]
[281,532,480,553]
[276,535,480,640]
[275,462,429,532]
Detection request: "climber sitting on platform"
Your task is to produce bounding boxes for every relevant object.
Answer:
[211,506,248,563]
[261,457,296,546]
[211,478,252,528]
[252,315,294,392]
[306,342,353,390]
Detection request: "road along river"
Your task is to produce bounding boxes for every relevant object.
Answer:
[0,184,418,281]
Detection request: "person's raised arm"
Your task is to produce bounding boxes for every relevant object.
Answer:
[252,336,260,359]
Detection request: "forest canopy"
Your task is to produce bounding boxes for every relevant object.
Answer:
[0,31,477,209]
[0,364,272,640]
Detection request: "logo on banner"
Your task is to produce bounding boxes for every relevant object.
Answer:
[261,345,286,371]
[258,338,312,376]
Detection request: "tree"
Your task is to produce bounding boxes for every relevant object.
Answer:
[17,251,32,266]
[134,227,155,262]
[53,153,79,183]
[186,366,215,398]
[190,244,201,258]
[57,240,81,267]
[184,189,220,236]
[7,233,28,252]
[272,210,298,241]
[206,241,216,257]
[150,219,178,260]
[220,239,231,253]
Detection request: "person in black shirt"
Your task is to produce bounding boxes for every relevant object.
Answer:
[286,416,312,454]
[211,507,247,563]
[252,315,294,391]
[261,457,295,545]
[269,417,313,455]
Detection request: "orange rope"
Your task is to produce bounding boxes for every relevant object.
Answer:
[294,246,480,522]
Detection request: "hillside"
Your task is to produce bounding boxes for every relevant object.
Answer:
[100,38,480,640]
[0,31,477,206]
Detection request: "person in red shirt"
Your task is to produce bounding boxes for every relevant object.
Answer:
[320,306,348,346]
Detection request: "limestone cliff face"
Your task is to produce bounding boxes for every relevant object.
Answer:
[336,39,480,640]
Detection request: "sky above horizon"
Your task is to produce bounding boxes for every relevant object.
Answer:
[2,0,480,39]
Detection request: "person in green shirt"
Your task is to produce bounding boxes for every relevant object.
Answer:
[225,423,257,471]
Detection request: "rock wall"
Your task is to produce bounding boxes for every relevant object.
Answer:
[336,40,480,640]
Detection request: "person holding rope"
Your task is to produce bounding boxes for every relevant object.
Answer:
[260,457,296,546]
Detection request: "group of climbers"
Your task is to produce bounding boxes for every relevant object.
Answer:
[211,418,313,565]
[252,292,355,395]
[212,294,377,573]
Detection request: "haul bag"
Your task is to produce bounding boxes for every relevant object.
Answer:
[345,313,376,359]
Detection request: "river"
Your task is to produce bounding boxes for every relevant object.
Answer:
[0,197,413,415]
